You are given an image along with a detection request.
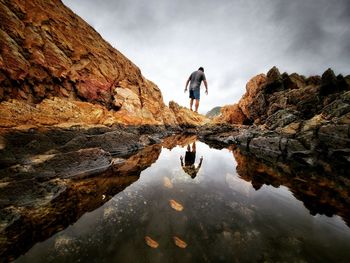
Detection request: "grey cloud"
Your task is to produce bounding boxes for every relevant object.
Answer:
[270,0,350,61]
[63,0,350,113]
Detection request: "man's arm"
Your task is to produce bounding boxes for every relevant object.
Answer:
[196,156,203,171]
[184,78,190,92]
[203,80,208,95]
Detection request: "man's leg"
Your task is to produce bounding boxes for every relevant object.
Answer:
[195,99,199,112]
[190,98,194,111]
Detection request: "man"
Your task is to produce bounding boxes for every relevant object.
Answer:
[184,67,208,112]
[180,142,203,179]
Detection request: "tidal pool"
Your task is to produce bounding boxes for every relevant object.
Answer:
[14,138,350,262]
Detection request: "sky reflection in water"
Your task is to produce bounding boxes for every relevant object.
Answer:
[16,140,350,263]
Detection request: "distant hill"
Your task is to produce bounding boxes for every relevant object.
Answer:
[206,106,222,118]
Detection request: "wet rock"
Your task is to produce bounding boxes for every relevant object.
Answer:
[318,124,350,150]
[0,141,162,261]
[0,148,112,180]
[249,136,282,161]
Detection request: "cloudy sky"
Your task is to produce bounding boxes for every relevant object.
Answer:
[62,0,350,114]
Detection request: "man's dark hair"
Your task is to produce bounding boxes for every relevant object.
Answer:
[198,67,204,72]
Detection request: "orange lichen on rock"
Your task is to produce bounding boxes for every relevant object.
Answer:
[216,74,267,125]
[214,103,248,124]
[0,0,177,127]
[169,101,210,127]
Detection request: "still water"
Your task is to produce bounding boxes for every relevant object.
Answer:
[15,138,350,262]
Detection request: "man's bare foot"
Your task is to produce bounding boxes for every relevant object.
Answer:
[190,108,193,111]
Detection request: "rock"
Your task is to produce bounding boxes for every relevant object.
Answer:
[249,136,283,161]
[169,101,210,127]
[322,91,350,120]
[0,142,162,261]
[278,122,301,135]
[265,109,299,129]
[220,68,348,132]
[320,68,338,95]
[318,124,350,150]
[238,73,267,120]
[283,73,306,90]
[264,66,284,93]
[215,104,249,125]
[0,148,112,180]
[306,75,322,86]
[0,0,177,127]
[300,114,326,132]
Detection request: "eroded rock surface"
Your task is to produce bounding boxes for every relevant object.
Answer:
[209,67,350,174]
[169,101,210,128]
[0,0,176,127]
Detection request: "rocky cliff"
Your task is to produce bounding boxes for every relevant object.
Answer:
[205,67,350,175]
[0,0,177,128]
[217,67,350,128]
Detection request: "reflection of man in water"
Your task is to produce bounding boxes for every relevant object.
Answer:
[180,142,203,179]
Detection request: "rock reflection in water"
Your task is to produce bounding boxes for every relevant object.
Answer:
[232,147,350,227]
[3,136,350,263]
[0,144,161,262]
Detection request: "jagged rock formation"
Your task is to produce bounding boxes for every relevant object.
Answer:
[169,101,210,128]
[203,67,350,175]
[217,67,350,127]
[0,0,177,127]
[215,104,247,125]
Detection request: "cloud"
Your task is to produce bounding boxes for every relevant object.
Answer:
[63,0,350,114]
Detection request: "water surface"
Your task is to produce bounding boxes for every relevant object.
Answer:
[15,139,350,262]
